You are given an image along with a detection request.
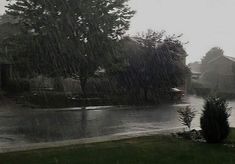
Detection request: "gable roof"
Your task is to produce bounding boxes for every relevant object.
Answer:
[208,55,235,64]
[225,56,235,62]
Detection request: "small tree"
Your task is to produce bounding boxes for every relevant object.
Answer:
[178,106,196,130]
[200,96,231,143]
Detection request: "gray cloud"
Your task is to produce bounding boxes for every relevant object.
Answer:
[1,0,235,63]
[0,0,7,14]
[129,0,235,63]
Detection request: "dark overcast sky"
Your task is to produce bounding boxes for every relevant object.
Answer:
[1,0,235,63]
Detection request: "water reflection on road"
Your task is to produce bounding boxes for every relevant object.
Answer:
[0,95,234,146]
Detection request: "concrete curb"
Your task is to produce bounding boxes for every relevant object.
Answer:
[0,127,186,154]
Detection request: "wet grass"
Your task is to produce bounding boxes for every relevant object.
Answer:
[1,131,235,164]
[227,128,235,143]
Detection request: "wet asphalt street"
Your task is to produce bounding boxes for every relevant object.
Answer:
[0,95,234,147]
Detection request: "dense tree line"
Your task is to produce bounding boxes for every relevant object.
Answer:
[0,1,188,103]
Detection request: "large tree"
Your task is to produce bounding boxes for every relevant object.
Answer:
[201,47,224,72]
[113,30,189,102]
[6,0,135,95]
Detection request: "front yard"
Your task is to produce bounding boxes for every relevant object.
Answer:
[0,129,235,164]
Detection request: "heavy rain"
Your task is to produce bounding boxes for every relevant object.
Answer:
[0,0,235,163]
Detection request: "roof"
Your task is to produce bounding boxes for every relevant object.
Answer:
[208,55,235,64]
[225,56,235,62]
[191,71,201,75]
[171,88,183,92]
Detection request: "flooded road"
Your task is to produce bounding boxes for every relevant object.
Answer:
[0,95,234,147]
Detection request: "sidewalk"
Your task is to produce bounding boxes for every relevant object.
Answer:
[0,127,186,154]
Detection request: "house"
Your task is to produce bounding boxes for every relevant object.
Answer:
[199,55,235,93]
[188,62,201,80]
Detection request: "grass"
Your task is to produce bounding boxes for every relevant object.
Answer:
[1,131,235,164]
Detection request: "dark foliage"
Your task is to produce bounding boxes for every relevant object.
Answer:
[200,96,231,143]
[5,0,135,96]
[110,30,189,102]
[201,47,224,73]
[5,80,30,93]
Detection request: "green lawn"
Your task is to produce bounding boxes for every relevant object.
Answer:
[1,131,235,164]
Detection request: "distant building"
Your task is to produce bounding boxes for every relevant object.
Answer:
[188,62,201,80]
[188,61,201,73]
[199,55,235,93]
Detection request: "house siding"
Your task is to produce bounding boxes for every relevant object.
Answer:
[202,56,235,93]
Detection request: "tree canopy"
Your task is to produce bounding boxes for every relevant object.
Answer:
[201,47,224,72]
[113,30,189,102]
[5,0,135,94]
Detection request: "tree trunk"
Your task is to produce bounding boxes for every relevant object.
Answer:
[144,88,148,102]
[80,78,88,98]
[53,76,64,91]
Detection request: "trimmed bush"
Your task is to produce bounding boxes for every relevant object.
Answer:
[200,96,231,143]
